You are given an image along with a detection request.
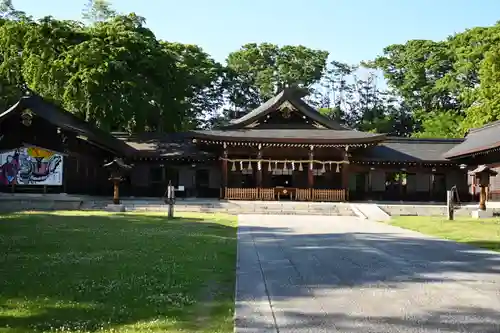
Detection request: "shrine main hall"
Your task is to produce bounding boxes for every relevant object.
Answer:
[1,88,499,203]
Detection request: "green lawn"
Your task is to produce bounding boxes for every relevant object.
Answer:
[390,216,500,251]
[0,211,237,333]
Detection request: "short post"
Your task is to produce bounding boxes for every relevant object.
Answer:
[112,179,120,205]
[166,181,175,219]
[446,190,454,220]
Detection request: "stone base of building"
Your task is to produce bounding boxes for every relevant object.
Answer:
[105,204,126,212]
[471,209,493,219]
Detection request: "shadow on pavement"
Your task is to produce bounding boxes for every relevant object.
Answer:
[236,220,500,332]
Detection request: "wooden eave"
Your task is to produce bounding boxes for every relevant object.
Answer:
[350,160,460,167]
[0,95,136,157]
[192,138,384,148]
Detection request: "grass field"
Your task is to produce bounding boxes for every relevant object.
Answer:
[390,216,500,251]
[0,211,237,333]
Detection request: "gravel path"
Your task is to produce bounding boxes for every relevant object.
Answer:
[234,214,500,333]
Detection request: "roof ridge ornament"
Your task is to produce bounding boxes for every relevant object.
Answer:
[278,100,297,112]
[278,100,296,119]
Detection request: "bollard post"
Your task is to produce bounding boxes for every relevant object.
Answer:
[166,181,175,219]
[447,190,454,220]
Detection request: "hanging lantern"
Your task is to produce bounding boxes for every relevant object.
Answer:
[299,162,303,172]
[239,161,243,170]
[268,160,272,172]
[231,161,236,171]
[321,163,326,173]
[336,163,340,173]
[247,161,252,170]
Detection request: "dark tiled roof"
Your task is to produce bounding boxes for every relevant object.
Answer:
[443,121,500,159]
[0,95,136,156]
[191,129,385,144]
[113,132,214,160]
[116,132,464,163]
[224,87,351,130]
[355,137,464,162]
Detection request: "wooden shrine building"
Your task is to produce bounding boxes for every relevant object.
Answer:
[443,121,500,201]
[0,93,134,195]
[2,88,500,203]
[186,88,468,202]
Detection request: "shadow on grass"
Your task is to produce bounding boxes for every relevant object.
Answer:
[0,212,237,332]
[465,241,500,251]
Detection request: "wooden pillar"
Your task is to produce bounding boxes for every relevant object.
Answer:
[479,185,487,210]
[471,174,476,201]
[342,147,350,201]
[113,179,120,204]
[308,145,314,199]
[221,143,228,199]
[256,144,262,189]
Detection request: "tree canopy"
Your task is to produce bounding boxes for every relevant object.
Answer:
[0,1,499,137]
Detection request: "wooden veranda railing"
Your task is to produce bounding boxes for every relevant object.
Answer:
[312,189,345,202]
[224,187,347,202]
[259,188,275,200]
[225,188,258,200]
[295,188,311,201]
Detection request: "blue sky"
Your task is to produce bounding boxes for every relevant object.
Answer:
[13,0,500,64]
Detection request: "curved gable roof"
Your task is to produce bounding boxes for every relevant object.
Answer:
[0,94,136,157]
[223,87,350,130]
[443,120,500,159]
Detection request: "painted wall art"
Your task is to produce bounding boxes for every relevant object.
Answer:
[0,147,63,185]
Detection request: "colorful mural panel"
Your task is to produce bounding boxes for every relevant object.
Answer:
[0,147,63,185]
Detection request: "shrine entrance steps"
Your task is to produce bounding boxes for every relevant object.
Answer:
[3,193,499,217]
[92,199,358,216]
[350,203,391,221]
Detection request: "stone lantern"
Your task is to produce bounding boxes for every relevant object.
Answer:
[103,158,132,211]
[468,165,498,217]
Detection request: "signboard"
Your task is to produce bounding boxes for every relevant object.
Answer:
[0,147,63,186]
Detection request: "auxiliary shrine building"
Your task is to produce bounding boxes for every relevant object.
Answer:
[1,88,499,202]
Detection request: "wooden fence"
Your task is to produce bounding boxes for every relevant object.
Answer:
[225,188,258,200]
[311,189,345,202]
[224,187,346,202]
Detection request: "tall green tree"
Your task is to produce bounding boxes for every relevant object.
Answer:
[368,23,500,137]
[0,0,27,20]
[162,42,226,129]
[318,61,417,136]
[0,12,193,132]
[367,39,460,137]
[82,0,116,22]
[462,48,500,127]
[225,43,329,111]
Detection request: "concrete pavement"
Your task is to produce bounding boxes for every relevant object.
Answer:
[234,214,500,333]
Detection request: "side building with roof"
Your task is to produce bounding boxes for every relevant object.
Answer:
[1,88,499,203]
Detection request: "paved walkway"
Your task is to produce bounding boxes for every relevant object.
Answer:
[235,215,500,333]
